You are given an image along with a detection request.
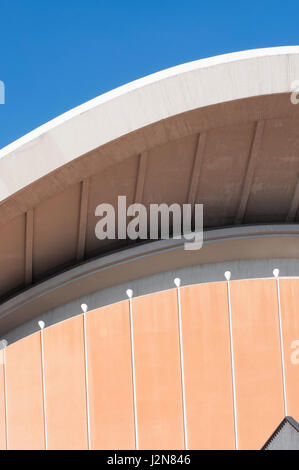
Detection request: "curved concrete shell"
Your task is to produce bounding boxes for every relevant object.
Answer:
[1,47,299,312]
[1,47,299,450]
[0,277,299,450]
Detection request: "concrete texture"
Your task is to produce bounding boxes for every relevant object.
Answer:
[1,48,299,336]
[2,280,299,449]
[1,46,299,202]
[263,417,299,450]
[4,256,299,345]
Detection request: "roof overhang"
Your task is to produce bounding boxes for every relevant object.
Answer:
[1,46,299,322]
[1,46,299,201]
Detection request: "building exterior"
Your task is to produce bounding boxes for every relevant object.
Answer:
[262,416,299,450]
[0,47,299,450]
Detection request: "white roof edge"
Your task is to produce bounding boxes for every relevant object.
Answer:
[2,45,299,157]
[1,46,299,202]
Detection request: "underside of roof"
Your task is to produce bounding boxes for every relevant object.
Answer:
[1,47,299,305]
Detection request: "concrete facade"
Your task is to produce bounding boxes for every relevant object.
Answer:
[1,47,299,449]
[0,277,299,450]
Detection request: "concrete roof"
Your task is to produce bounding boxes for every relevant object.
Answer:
[1,46,299,201]
[1,46,299,320]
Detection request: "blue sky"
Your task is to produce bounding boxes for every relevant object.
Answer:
[0,0,298,149]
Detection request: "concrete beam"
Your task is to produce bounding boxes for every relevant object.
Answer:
[187,132,207,205]
[76,179,89,261]
[235,121,265,225]
[25,209,34,286]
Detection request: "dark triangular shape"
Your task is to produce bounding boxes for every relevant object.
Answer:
[262,417,299,450]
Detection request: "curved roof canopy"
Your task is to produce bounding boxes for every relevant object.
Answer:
[1,46,299,304]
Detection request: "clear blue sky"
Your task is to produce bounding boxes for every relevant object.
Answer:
[0,0,298,150]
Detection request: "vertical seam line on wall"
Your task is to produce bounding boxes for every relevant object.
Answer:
[40,330,48,450]
[275,277,288,416]
[176,286,188,450]
[128,298,139,450]
[25,209,34,286]
[134,152,148,206]
[83,312,92,450]
[234,120,264,225]
[3,348,8,450]
[286,174,299,222]
[226,280,239,450]
[187,132,207,207]
[77,179,90,261]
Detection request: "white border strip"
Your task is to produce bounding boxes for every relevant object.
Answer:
[82,305,92,450]
[40,329,48,450]
[127,290,139,450]
[225,272,239,450]
[3,347,8,450]
[273,270,288,416]
[175,278,188,450]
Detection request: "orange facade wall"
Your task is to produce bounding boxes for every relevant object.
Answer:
[180,282,235,449]
[279,279,299,421]
[132,290,185,449]
[230,279,285,450]
[86,301,135,449]
[43,315,88,450]
[5,333,44,450]
[0,349,6,450]
[1,278,299,449]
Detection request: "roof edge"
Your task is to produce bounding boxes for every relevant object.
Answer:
[1,46,299,203]
[1,45,299,158]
